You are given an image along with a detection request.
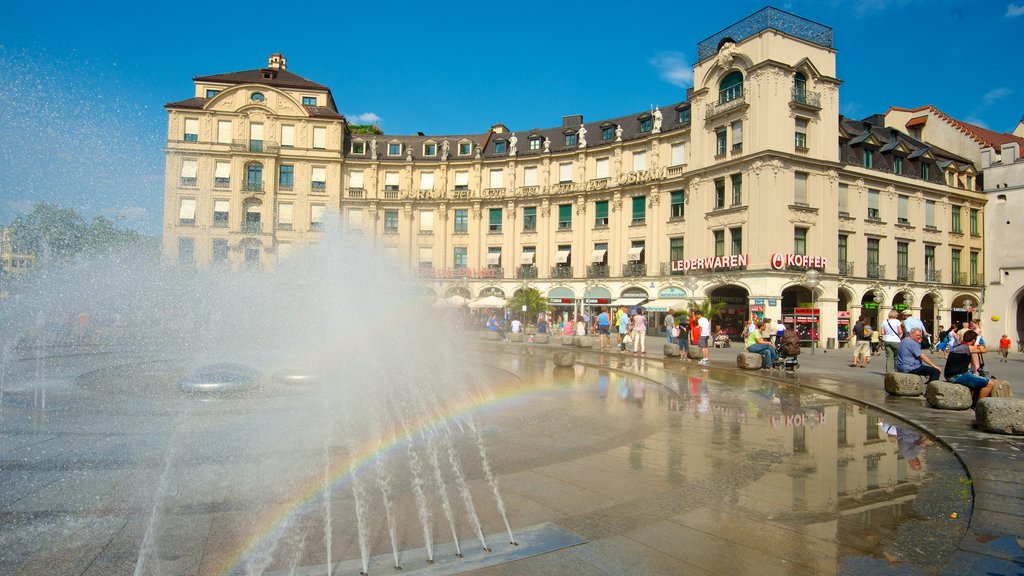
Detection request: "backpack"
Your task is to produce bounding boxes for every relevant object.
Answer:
[863,325,872,338]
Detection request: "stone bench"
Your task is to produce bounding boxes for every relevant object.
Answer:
[925,381,973,410]
[664,343,681,358]
[483,331,500,341]
[884,372,928,396]
[509,333,524,343]
[533,334,549,344]
[736,352,764,370]
[552,351,576,367]
[975,397,1024,435]
[686,346,703,360]
[560,336,575,346]
[576,336,594,349]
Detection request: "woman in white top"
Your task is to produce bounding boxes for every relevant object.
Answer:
[881,309,903,374]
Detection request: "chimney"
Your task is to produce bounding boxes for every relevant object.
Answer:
[268,53,287,70]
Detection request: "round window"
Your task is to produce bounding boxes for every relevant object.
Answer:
[250,92,265,102]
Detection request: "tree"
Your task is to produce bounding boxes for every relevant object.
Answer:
[7,202,153,263]
[689,299,727,322]
[507,287,548,322]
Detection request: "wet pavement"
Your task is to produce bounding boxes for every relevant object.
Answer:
[0,339,1019,575]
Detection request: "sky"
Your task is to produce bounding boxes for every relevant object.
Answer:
[0,0,1021,236]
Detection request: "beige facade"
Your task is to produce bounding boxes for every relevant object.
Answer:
[0,227,35,278]
[163,9,985,346]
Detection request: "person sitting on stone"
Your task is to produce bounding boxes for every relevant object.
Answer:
[897,328,941,382]
[943,329,994,405]
[745,321,777,369]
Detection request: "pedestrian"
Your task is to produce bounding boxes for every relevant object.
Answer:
[510,317,522,334]
[617,306,629,351]
[575,317,586,336]
[901,311,928,349]
[897,328,941,382]
[775,318,786,345]
[597,307,611,350]
[746,321,777,369]
[943,329,995,405]
[631,307,647,355]
[849,315,872,368]
[695,309,711,365]
[869,323,880,355]
[999,334,1011,362]
[664,309,675,344]
[881,310,903,374]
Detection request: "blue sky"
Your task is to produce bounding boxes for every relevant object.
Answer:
[0,0,1021,235]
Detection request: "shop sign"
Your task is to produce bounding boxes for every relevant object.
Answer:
[659,287,688,298]
[863,302,879,309]
[769,253,827,270]
[426,267,500,279]
[893,303,909,311]
[548,298,574,304]
[794,308,820,315]
[671,254,748,272]
[622,288,649,298]
[750,305,765,312]
[769,411,826,429]
[754,298,765,305]
[584,298,611,305]
[768,299,777,306]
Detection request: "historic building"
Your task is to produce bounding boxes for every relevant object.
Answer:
[0,227,35,278]
[163,8,985,346]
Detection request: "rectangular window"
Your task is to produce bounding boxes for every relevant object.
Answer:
[731,121,743,152]
[311,167,327,192]
[592,243,608,265]
[558,204,572,230]
[488,208,502,233]
[217,120,232,144]
[731,174,742,206]
[671,143,685,166]
[459,142,471,155]
[179,159,198,187]
[523,206,537,231]
[863,148,874,168]
[925,245,935,273]
[669,237,684,262]
[452,246,466,268]
[523,166,538,186]
[967,175,974,191]
[178,237,194,265]
[951,206,962,233]
[640,118,652,133]
[794,172,808,205]
[453,209,468,234]
[184,118,199,142]
[893,155,903,175]
[494,141,507,154]
[178,197,196,226]
[213,199,229,227]
[206,89,220,99]
[602,126,613,141]
[487,247,502,269]
[670,191,685,219]
[565,132,577,147]
[868,189,880,220]
[349,170,364,190]
[595,157,609,179]
[925,200,936,228]
[970,251,979,283]
[794,227,807,255]
[488,169,503,189]
[595,200,609,227]
[714,230,725,257]
[951,248,961,278]
[384,209,399,233]
[897,241,909,271]
[714,178,726,209]
[281,124,295,147]
[897,195,909,224]
[632,151,647,171]
[867,238,880,270]
[558,162,573,183]
[454,170,469,190]
[838,234,848,266]
[632,196,646,225]
[312,126,327,149]
[214,161,231,187]
[302,96,317,106]
[423,143,436,156]
[921,162,930,180]
[310,205,325,231]
[730,227,742,255]
[388,142,401,156]
[529,138,540,151]
[419,171,435,190]
[347,208,363,230]
[716,129,727,155]
[351,141,365,154]
[277,202,293,230]
[212,239,228,264]
[420,247,434,269]
[970,209,979,235]
[677,107,690,123]
[249,123,264,152]
[419,210,434,233]
[384,171,400,191]
[795,118,808,149]
[279,165,294,190]
[838,184,849,214]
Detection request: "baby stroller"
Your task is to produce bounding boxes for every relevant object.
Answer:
[772,329,802,371]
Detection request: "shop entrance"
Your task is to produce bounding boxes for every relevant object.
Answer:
[950,294,977,329]
[709,285,749,340]
[781,285,818,343]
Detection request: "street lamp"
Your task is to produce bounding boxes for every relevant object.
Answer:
[805,269,821,354]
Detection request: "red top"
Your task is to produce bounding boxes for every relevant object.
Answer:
[999,337,1011,350]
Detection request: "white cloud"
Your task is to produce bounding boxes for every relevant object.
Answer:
[1007,3,1024,17]
[964,116,990,129]
[649,52,693,88]
[346,112,381,124]
[982,87,1012,106]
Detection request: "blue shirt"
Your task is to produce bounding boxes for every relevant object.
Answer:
[902,316,925,335]
[896,338,924,372]
[598,312,610,327]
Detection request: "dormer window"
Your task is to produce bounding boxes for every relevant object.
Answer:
[494,140,507,154]
[638,114,652,133]
[352,141,366,154]
[250,92,265,102]
[205,89,220,99]
[458,141,472,155]
[601,125,614,141]
[529,137,541,151]
[863,148,874,169]
[302,96,317,106]
[388,142,402,156]
[893,155,904,175]
[423,143,437,156]
[564,131,577,147]
[677,107,691,124]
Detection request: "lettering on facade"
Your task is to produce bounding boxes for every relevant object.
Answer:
[769,253,827,270]
[670,254,748,272]
[617,167,668,186]
[423,267,500,279]
[550,178,611,195]
[769,411,826,429]
[449,189,475,200]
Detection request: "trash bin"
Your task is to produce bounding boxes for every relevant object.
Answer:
[826,337,836,349]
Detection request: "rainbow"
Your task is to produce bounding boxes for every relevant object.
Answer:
[211,371,572,575]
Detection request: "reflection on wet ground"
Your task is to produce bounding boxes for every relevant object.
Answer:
[0,346,969,575]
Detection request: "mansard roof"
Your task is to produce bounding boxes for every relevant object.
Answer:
[194,68,329,92]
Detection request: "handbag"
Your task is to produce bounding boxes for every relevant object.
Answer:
[623,333,633,345]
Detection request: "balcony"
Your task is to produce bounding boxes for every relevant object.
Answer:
[550,266,573,279]
[311,181,327,193]
[348,188,365,199]
[214,177,230,188]
[244,180,263,193]
[838,261,855,276]
[487,267,504,278]
[243,222,262,234]
[952,272,967,286]
[706,89,747,119]
[661,262,686,275]
[622,262,647,277]
[867,263,886,279]
[970,274,984,287]
[925,268,942,283]
[231,139,280,155]
[791,88,822,110]
[382,188,402,200]
[179,177,197,188]
[587,264,609,278]
[896,266,915,282]
[517,265,538,279]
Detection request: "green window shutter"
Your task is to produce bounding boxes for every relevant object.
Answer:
[633,196,646,219]
[559,204,571,221]
[489,208,502,225]
[671,191,683,204]
[595,201,608,219]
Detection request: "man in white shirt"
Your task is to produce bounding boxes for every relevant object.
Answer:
[510,318,521,334]
[696,310,711,365]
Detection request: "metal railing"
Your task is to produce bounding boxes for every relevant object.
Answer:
[925,269,941,283]
[622,262,647,277]
[706,89,747,118]
[867,263,885,279]
[970,273,984,286]
[838,261,855,276]
[231,139,280,154]
[517,265,537,279]
[951,272,967,285]
[244,180,263,192]
[243,222,262,234]
[791,88,821,108]
[587,264,609,278]
[487,267,504,278]
[550,266,573,279]
[697,7,833,62]
[897,266,915,281]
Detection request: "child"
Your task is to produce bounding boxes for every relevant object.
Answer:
[999,334,1011,363]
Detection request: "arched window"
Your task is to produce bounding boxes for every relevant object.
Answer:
[719,71,744,104]
[793,72,807,99]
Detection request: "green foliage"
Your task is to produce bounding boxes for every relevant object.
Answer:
[8,202,154,262]
[687,299,727,321]
[507,287,548,321]
[349,124,383,135]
